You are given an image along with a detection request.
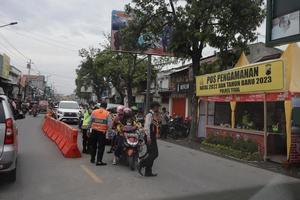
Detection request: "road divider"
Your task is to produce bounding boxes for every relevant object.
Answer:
[42,115,81,158]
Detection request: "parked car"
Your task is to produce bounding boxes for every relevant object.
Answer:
[0,89,20,182]
[56,101,80,123]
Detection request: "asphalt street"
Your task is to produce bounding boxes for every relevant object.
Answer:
[0,115,300,200]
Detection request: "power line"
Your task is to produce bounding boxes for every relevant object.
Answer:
[0,40,28,71]
[7,29,78,52]
[0,32,30,60]
[21,29,82,49]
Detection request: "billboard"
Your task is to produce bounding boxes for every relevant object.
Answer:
[111,10,173,56]
[266,0,300,46]
[196,59,284,96]
[0,54,11,80]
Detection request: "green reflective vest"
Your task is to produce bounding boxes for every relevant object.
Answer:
[82,110,90,129]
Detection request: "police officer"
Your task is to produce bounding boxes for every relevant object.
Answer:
[89,102,111,166]
[81,105,91,154]
[138,101,160,177]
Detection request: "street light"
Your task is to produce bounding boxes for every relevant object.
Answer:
[0,22,18,28]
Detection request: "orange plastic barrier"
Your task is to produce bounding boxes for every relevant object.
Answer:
[42,115,81,158]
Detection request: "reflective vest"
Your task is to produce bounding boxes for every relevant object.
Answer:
[82,110,90,129]
[91,108,110,132]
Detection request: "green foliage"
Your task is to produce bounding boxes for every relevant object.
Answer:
[76,47,158,105]
[205,134,258,154]
[202,138,261,161]
[75,48,108,100]
[126,0,265,74]
[125,0,265,137]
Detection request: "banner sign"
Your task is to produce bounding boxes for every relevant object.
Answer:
[111,10,173,56]
[176,82,190,93]
[0,54,11,80]
[196,59,285,96]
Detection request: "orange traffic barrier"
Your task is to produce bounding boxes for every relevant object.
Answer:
[42,115,81,158]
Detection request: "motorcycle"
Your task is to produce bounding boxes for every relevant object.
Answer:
[120,125,145,171]
[32,106,38,117]
[168,116,191,139]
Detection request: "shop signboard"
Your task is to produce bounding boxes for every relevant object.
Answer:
[196,59,285,96]
[266,0,300,46]
[176,82,190,93]
[111,10,173,56]
[0,54,11,80]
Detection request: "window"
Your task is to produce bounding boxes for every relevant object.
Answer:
[292,107,300,127]
[59,102,79,109]
[267,102,285,133]
[214,102,231,127]
[0,101,5,123]
[235,102,264,131]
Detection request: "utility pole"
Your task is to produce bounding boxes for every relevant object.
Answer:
[145,54,151,114]
[27,59,32,75]
[25,59,32,101]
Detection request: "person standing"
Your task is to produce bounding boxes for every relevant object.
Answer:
[81,106,91,154]
[138,101,160,177]
[89,102,111,166]
[160,107,169,139]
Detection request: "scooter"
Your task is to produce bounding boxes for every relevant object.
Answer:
[121,125,144,171]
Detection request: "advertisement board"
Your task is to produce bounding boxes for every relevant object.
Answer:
[196,59,285,96]
[176,82,190,93]
[111,10,173,56]
[266,0,300,46]
[0,54,11,80]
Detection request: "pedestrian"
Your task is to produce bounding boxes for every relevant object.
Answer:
[160,107,169,139]
[138,101,160,177]
[88,102,111,166]
[81,106,91,154]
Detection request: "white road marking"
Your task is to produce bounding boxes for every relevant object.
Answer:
[80,164,103,184]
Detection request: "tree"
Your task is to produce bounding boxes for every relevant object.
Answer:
[75,48,109,101]
[95,49,157,107]
[125,0,265,137]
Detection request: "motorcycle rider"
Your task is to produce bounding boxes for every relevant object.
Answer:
[138,101,160,177]
[81,105,91,154]
[88,102,112,166]
[107,105,126,154]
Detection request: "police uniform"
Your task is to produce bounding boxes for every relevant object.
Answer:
[139,110,159,176]
[81,110,90,153]
[89,105,111,165]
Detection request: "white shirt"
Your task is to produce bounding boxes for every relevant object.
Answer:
[144,110,154,136]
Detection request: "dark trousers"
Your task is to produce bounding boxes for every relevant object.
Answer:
[140,132,159,175]
[82,129,89,151]
[90,130,106,162]
[114,135,124,158]
[160,125,168,139]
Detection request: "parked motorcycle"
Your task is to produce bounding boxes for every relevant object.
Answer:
[168,116,191,139]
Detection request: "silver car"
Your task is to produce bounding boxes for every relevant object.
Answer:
[0,93,19,182]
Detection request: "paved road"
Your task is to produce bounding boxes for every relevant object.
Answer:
[0,116,300,200]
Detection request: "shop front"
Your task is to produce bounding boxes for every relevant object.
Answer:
[170,82,190,117]
[196,44,300,163]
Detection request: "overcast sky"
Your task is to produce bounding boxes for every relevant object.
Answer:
[0,0,267,95]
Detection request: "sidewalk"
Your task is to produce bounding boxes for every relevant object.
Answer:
[160,137,300,179]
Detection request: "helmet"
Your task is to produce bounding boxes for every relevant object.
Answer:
[124,107,132,117]
[117,105,125,114]
[131,106,138,112]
